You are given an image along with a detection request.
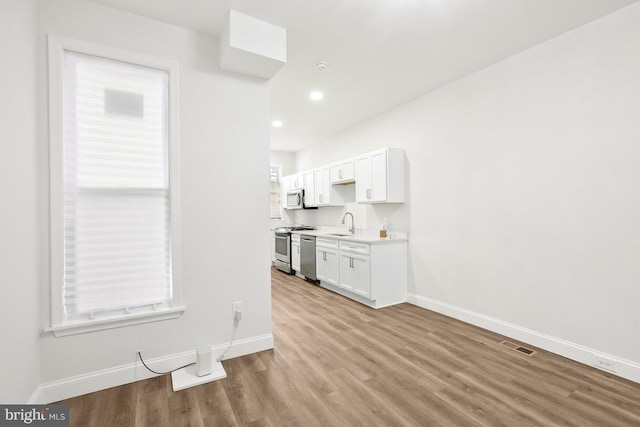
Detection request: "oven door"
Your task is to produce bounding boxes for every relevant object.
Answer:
[274,232,292,273]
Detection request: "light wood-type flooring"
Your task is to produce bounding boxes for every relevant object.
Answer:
[58,268,640,426]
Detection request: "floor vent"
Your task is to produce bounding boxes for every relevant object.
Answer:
[500,341,536,356]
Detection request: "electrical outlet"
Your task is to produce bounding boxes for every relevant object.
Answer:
[232,301,243,318]
[592,354,617,373]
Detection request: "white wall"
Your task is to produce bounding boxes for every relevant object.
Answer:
[35,0,272,396]
[270,150,295,176]
[0,0,41,403]
[296,3,640,373]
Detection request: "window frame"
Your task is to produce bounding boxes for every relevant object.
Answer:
[46,34,184,337]
[269,165,282,219]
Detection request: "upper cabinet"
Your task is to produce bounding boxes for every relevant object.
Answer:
[282,147,405,209]
[315,165,345,206]
[330,158,355,184]
[314,166,329,206]
[355,148,405,203]
[288,172,303,189]
[303,170,316,207]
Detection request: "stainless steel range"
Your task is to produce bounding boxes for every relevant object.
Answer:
[273,225,315,274]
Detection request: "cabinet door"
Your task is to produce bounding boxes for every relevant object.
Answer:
[316,166,331,206]
[330,163,342,183]
[355,154,372,202]
[315,249,326,280]
[271,233,276,262]
[339,253,356,293]
[339,253,370,298]
[351,256,371,297]
[313,168,323,206]
[303,170,316,207]
[290,173,303,189]
[331,159,355,183]
[316,248,339,286]
[370,149,387,202]
[291,241,300,271]
[341,160,355,182]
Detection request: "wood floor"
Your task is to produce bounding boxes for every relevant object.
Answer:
[58,268,640,426]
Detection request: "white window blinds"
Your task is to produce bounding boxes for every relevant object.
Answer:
[62,51,172,320]
[270,166,281,219]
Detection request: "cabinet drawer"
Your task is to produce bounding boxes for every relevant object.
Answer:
[339,241,370,255]
[317,238,339,249]
[291,234,300,242]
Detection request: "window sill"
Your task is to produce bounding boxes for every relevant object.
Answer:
[44,306,186,337]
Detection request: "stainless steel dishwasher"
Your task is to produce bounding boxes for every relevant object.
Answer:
[300,235,317,281]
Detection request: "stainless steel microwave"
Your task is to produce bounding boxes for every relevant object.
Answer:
[286,188,304,209]
[286,188,317,210]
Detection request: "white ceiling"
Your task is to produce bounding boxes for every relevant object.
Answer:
[89,0,639,152]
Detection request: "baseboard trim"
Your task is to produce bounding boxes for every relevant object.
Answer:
[27,385,43,404]
[407,293,640,384]
[37,333,274,403]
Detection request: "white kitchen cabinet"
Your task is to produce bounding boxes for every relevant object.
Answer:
[315,165,346,206]
[330,158,355,184]
[289,172,303,190]
[355,147,405,203]
[317,237,407,309]
[303,170,316,207]
[316,238,339,286]
[271,231,276,263]
[314,166,331,206]
[291,234,301,272]
[339,242,370,298]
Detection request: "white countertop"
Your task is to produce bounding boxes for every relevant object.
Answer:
[290,229,407,244]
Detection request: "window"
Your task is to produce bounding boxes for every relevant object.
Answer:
[47,35,183,336]
[270,166,282,219]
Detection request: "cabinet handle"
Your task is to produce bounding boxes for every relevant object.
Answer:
[350,257,354,268]
[319,194,323,203]
[297,246,300,254]
[366,189,371,199]
[339,169,343,179]
[323,251,327,261]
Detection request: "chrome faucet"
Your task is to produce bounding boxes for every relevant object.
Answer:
[341,212,355,234]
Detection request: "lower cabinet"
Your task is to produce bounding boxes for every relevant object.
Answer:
[317,238,407,308]
[339,252,370,298]
[316,238,339,286]
[271,231,276,264]
[291,235,301,273]
[339,241,371,298]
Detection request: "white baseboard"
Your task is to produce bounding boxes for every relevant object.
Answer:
[36,333,274,403]
[27,385,43,404]
[407,293,640,384]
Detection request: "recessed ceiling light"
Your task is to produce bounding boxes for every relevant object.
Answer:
[272,120,283,128]
[310,91,324,101]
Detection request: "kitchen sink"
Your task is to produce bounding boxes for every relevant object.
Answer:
[325,233,351,237]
